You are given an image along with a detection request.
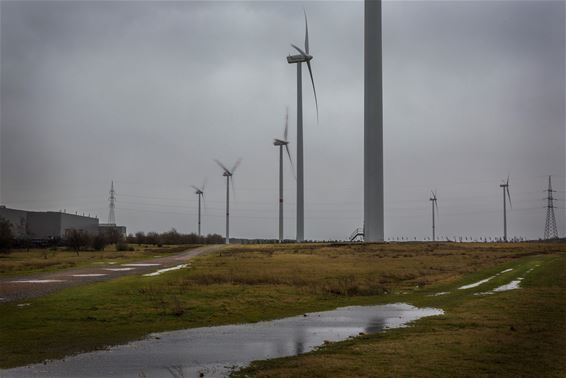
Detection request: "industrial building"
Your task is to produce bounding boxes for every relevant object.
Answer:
[0,206,124,240]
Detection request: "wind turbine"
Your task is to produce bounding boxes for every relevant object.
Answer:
[364,0,384,242]
[429,190,439,241]
[273,108,295,243]
[191,180,206,236]
[215,159,241,244]
[286,10,318,242]
[499,177,512,242]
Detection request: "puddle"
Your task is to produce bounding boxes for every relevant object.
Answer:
[500,268,513,273]
[428,292,449,297]
[71,274,108,277]
[17,303,31,307]
[8,280,65,284]
[492,280,521,292]
[104,268,135,272]
[121,263,161,267]
[475,279,522,296]
[143,264,188,277]
[458,276,495,290]
[1,303,443,377]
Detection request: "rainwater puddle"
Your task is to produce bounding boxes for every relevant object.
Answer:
[1,303,442,377]
[458,276,495,290]
[71,274,108,277]
[143,264,187,277]
[500,268,513,273]
[428,292,449,297]
[475,279,522,296]
[8,280,65,284]
[104,268,135,272]
[121,263,161,267]
[493,279,521,292]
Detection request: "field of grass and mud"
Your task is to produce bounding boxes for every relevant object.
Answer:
[0,242,564,376]
[0,244,196,276]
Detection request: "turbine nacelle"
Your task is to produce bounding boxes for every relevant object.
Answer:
[287,54,312,64]
[273,138,289,146]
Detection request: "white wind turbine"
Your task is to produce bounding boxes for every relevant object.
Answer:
[429,190,439,241]
[286,10,318,242]
[215,159,242,244]
[273,108,295,243]
[191,180,206,236]
[500,177,512,242]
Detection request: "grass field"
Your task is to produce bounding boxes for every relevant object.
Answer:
[0,244,197,276]
[0,242,564,375]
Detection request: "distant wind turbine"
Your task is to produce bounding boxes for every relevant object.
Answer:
[215,159,242,244]
[499,177,512,242]
[191,180,206,236]
[429,190,439,241]
[286,10,318,242]
[273,108,295,243]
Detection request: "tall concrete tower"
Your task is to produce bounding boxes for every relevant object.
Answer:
[364,0,384,242]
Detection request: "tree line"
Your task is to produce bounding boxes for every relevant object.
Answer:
[0,216,223,254]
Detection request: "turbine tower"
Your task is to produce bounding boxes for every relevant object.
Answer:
[500,177,511,242]
[191,181,206,236]
[544,175,558,239]
[273,108,294,243]
[430,191,438,241]
[364,0,384,242]
[108,180,116,225]
[286,10,318,242]
[215,159,241,244]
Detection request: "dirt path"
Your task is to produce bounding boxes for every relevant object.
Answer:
[0,245,223,303]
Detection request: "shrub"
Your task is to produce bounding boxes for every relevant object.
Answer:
[0,217,14,254]
[91,235,107,251]
[116,242,130,251]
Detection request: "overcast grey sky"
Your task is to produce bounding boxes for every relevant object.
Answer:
[1,0,564,241]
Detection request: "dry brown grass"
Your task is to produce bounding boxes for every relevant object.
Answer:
[186,242,558,297]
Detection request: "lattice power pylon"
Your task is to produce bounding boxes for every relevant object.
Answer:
[108,181,116,225]
[544,176,558,240]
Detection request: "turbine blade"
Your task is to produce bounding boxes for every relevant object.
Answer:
[191,185,200,192]
[285,144,296,179]
[291,43,307,57]
[214,159,230,174]
[304,9,309,55]
[202,192,206,212]
[507,186,512,209]
[306,60,319,122]
[284,107,289,141]
[201,178,207,193]
[231,158,242,174]
[230,176,236,200]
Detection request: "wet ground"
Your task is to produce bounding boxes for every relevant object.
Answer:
[0,303,443,377]
[0,245,221,302]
